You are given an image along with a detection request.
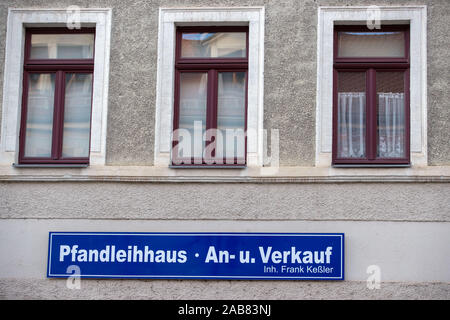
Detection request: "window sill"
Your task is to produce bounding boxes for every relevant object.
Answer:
[12,163,89,168]
[332,164,411,168]
[169,165,247,169]
[1,165,449,183]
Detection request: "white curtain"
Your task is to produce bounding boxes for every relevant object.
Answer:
[338,92,365,158]
[378,92,405,158]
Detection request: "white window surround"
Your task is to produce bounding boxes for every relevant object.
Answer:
[154,7,265,167]
[0,8,112,165]
[316,6,427,167]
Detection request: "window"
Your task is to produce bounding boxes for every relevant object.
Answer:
[172,26,248,166]
[18,28,95,165]
[332,25,410,165]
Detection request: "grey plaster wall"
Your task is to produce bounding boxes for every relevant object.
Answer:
[0,279,449,299]
[0,0,449,165]
[426,0,450,165]
[1,181,449,221]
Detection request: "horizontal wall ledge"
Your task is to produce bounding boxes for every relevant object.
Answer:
[0,165,449,183]
[0,175,449,184]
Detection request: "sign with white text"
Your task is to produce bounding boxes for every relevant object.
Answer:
[47,232,345,280]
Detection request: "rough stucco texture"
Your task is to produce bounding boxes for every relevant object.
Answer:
[1,182,449,221]
[0,0,449,165]
[0,279,449,300]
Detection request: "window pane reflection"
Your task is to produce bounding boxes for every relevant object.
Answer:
[338,31,405,58]
[217,72,246,160]
[181,32,246,58]
[30,34,94,59]
[177,73,208,159]
[24,73,55,157]
[62,73,93,158]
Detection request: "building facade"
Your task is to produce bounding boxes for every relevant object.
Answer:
[0,0,449,299]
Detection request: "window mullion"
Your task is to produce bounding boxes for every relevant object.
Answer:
[211,69,218,131]
[367,68,377,160]
[51,70,65,160]
[58,70,67,159]
[205,69,218,160]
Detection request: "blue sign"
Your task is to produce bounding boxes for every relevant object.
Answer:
[47,232,344,280]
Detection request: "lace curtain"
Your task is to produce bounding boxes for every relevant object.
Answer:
[337,92,405,158]
[377,93,405,158]
[337,92,366,158]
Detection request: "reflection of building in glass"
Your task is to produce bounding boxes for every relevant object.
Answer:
[30,34,94,59]
[181,32,246,58]
[63,73,93,157]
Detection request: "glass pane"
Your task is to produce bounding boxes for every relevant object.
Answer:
[181,32,246,58]
[217,72,246,160]
[377,72,405,158]
[24,73,55,157]
[337,72,366,158]
[338,31,405,58]
[177,73,208,159]
[62,73,93,158]
[30,34,94,59]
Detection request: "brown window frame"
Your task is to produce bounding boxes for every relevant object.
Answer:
[18,27,95,165]
[332,25,411,166]
[172,26,249,167]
